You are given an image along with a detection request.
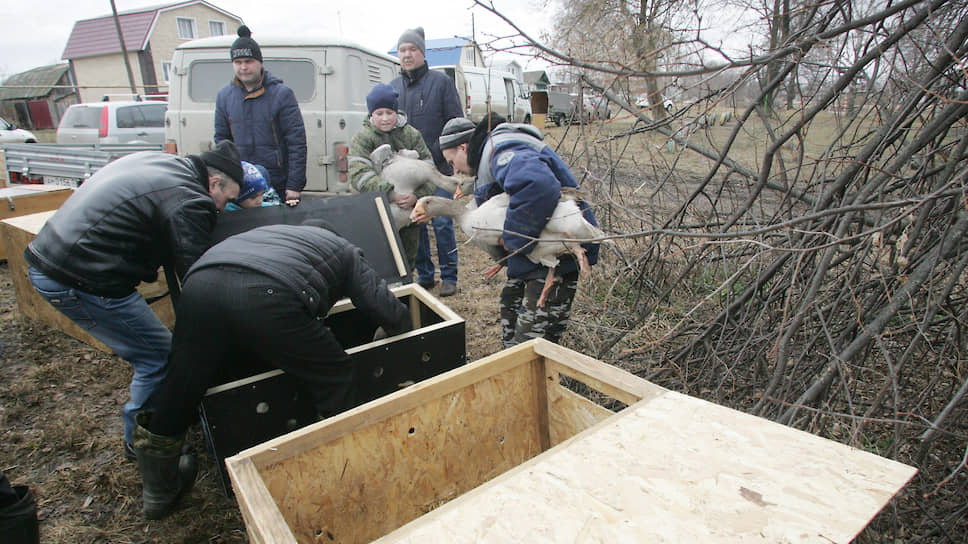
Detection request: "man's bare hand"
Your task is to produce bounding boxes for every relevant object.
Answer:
[285,189,301,207]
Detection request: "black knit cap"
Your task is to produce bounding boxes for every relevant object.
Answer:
[200,140,244,186]
[397,27,426,55]
[231,25,262,62]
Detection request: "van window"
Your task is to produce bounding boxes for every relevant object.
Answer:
[62,106,101,128]
[189,59,317,102]
[116,104,167,128]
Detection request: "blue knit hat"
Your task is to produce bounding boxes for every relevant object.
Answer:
[366,84,399,115]
[236,161,270,202]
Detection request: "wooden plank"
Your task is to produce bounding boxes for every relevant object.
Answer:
[535,339,665,405]
[0,186,72,259]
[375,390,918,543]
[544,376,615,447]
[225,457,296,544]
[254,359,543,544]
[0,211,175,352]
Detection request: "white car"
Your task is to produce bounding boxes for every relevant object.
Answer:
[0,116,38,143]
[56,100,167,145]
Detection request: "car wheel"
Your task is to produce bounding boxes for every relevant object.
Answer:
[524,114,531,125]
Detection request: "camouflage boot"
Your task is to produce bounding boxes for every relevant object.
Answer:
[132,412,197,520]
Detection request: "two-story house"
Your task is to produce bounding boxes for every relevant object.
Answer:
[61,0,242,103]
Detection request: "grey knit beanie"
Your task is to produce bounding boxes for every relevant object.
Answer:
[397,27,426,55]
[439,118,476,150]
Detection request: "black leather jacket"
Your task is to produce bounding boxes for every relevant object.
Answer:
[25,151,218,298]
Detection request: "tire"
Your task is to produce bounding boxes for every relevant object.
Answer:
[554,114,563,127]
[524,114,531,125]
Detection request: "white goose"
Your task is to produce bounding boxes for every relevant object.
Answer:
[369,144,474,229]
[411,192,604,306]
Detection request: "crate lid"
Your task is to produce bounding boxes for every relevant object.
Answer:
[211,193,411,285]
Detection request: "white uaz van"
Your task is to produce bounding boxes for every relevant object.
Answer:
[434,65,531,124]
[165,34,400,195]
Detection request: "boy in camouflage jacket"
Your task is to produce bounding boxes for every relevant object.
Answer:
[349,83,436,266]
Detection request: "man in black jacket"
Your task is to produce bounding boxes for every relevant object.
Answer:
[24,141,243,460]
[132,222,412,519]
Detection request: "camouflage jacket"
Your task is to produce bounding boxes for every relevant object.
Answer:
[348,115,436,197]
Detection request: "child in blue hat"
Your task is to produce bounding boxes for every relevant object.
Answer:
[226,161,280,211]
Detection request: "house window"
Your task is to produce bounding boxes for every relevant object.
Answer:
[176,17,198,40]
[162,61,173,83]
[209,20,225,36]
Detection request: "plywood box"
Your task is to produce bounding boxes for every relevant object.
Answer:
[0,210,174,353]
[226,339,916,544]
[0,185,72,259]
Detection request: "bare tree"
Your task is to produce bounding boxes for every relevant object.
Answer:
[476,0,968,539]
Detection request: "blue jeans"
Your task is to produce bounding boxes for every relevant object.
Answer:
[416,187,459,285]
[28,266,172,445]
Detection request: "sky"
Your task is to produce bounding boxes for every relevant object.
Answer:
[0,0,555,80]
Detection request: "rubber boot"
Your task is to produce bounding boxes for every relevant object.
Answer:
[0,486,39,544]
[133,412,197,520]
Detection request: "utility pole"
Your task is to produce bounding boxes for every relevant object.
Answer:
[110,0,139,96]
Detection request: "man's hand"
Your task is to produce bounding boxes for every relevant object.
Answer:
[285,189,301,207]
[390,191,417,210]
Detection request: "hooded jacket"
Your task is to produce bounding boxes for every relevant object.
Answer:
[215,70,308,195]
[390,62,464,174]
[186,224,411,336]
[469,121,600,280]
[25,151,219,298]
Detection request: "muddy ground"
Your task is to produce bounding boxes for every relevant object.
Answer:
[0,231,512,543]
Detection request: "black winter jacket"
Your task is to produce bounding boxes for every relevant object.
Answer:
[25,152,218,298]
[185,225,412,336]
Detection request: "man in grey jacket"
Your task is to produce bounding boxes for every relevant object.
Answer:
[24,141,243,461]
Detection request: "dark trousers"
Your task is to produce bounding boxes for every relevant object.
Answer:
[148,266,354,437]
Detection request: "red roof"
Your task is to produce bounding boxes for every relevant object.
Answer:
[61,1,238,60]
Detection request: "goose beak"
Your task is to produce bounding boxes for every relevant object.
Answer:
[410,201,428,223]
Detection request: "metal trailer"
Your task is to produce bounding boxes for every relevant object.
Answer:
[1,143,162,187]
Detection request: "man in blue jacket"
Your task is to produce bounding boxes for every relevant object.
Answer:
[439,114,600,347]
[215,25,307,205]
[391,27,463,297]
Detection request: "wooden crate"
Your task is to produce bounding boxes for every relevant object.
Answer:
[0,185,73,259]
[226,339,917,544]
[0,210,174,352]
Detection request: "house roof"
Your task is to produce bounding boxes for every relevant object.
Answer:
[388,37,472,68]
[62,0,240,60]
[0,64,71,101]
[523,70,551,88]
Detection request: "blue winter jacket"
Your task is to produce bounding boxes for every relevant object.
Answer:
[472,123,600,280]
[214,71,307,195]
[391,63,464,175]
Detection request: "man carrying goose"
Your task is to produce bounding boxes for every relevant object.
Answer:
[414,114,601,348]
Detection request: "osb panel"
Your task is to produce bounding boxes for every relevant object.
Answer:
[0,186,72,258]
[0,212,174,352]
[544,378,614,448]
[257,361,544,544]
[376,390,918,544]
